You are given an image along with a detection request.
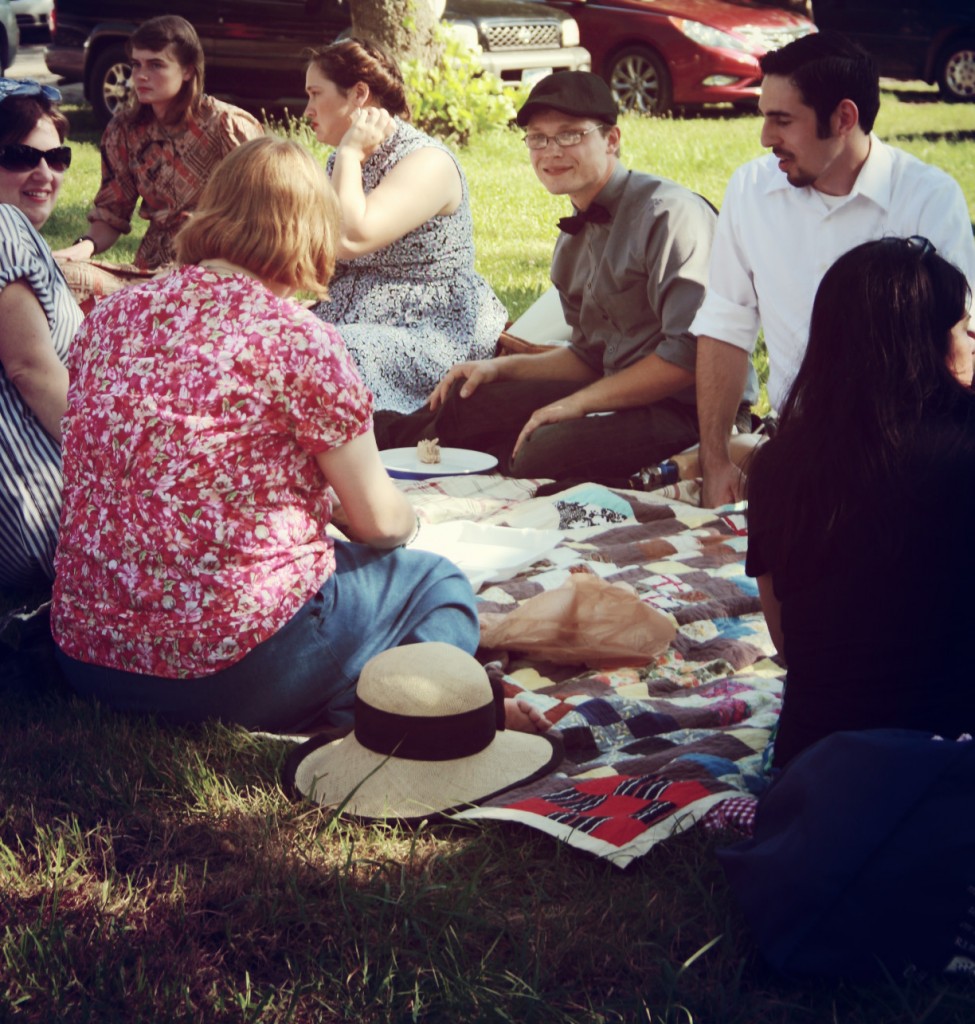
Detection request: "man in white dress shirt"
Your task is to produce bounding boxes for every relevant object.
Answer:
[691,31,975,507]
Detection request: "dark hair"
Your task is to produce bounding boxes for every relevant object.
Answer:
[750,237,974,568]
[306,38,411,120]
[0,93,69,146]
[126,15,205,126]
[760,31,880,136]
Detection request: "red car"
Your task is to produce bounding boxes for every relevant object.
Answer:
[544,0,816,114]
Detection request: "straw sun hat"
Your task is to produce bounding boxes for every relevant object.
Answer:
[283,642,563,823]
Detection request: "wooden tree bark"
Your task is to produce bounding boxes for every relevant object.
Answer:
[348,0,444,64]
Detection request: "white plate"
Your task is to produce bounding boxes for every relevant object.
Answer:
[380,447,498,480]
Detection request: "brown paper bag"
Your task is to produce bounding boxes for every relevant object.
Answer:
[479,573,675,669]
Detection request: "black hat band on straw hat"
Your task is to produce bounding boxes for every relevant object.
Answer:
[353,693,500,762]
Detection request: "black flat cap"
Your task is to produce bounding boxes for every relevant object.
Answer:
[516,71,619,127]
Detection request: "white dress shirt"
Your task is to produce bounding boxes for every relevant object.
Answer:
[690,135,975,410]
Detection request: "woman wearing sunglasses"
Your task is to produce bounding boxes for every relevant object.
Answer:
[745,237,975,769]
[0,77,82,593]
[55,15,262,271]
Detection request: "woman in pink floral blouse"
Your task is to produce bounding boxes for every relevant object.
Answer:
[49,137,479,733]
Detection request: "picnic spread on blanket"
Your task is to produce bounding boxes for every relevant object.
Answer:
[376,473,784,869]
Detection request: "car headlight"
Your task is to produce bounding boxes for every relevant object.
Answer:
[448,20,480,52]
[561,18,581,49]
[671,18,750,54]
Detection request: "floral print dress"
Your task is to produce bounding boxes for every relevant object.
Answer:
[313,119,506,414]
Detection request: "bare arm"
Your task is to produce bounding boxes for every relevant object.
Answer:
[315,430,416,548]
[696,335,751,507]
[55,119,134,263]
[756,572,785,661]
[53,222,122,262]
[0,280,69,441]
[331,108,462,259]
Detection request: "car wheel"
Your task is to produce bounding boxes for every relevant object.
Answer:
[607,46,672,116]
[937,38,975,102]
[89,45,133,126]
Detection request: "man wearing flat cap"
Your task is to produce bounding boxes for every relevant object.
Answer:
[378,71,721,483]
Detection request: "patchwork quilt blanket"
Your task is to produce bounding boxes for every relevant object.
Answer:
[400,474,785,868]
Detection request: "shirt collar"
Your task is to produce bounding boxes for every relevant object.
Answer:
[763,134,891,211]
[845,134,892,210]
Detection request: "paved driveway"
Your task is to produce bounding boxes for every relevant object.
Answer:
[8,42,85,104]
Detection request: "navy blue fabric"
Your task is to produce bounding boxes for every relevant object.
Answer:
[718,729,975,978]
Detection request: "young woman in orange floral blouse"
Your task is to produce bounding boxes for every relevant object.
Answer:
[55,15,263,271]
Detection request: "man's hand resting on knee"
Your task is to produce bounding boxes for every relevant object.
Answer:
[512,390,587,458]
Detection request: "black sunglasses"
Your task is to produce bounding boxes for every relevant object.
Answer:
[0,143,72,173]
[905,234,936,258]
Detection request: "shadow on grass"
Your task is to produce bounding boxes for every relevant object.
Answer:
[2,671,975,1022]
[886,129,975,144]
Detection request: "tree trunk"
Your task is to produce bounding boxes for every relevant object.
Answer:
[348,0,444,64]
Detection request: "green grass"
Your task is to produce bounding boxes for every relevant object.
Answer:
[4,675,975,1023]
[3,84,975,1022]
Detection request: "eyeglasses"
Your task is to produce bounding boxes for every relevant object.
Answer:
[523,125,605,150]
[0,143,72,173]
[905,235,936,258]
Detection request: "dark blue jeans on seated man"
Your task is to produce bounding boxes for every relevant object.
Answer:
[374,380,701,484]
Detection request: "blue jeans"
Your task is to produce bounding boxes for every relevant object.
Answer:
[57,541,479,733]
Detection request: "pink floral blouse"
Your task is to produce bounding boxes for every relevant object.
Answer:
[51,266,373,679]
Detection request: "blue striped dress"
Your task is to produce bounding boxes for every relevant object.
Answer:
[0,204,82,589]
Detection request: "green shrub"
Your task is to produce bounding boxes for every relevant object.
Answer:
[401,27,527,145]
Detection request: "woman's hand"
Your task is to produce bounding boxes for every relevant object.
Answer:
[52,223,120,263]
[336,107,395,163]
[53,239,95,263]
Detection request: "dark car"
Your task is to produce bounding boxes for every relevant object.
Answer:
[0,0,19,74]
[45,0,591,126]
[812,0,975,101]
[544,0,816,115]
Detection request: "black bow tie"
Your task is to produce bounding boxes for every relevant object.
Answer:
[557,202,611,235]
